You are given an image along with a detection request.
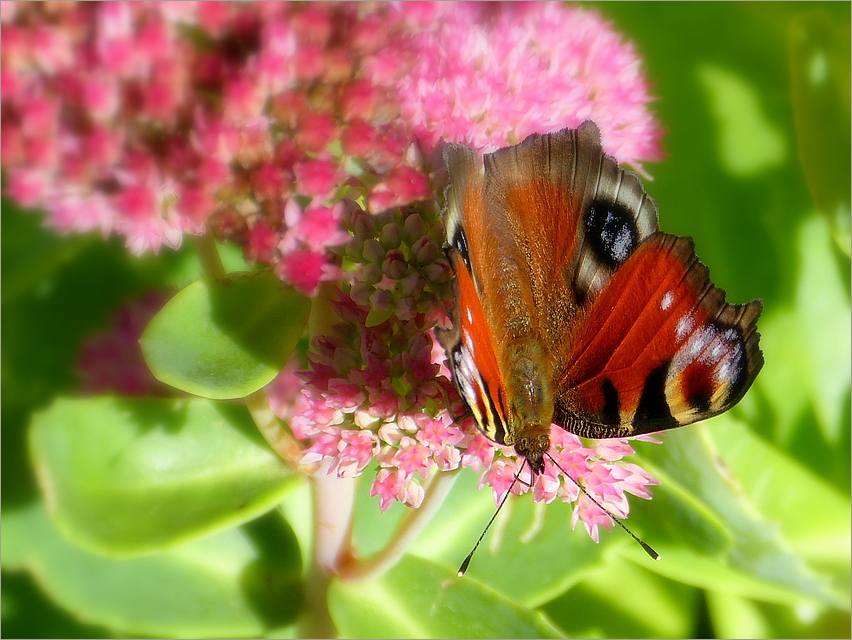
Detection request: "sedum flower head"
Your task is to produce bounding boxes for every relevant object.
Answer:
[9,2,665,542]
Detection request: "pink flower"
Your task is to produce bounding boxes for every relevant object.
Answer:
[370,469,404,513]
[293,159,343,199]
[2,2,660,295]
[390,438,432,480]
[395,2,662,167]
[4,2,665,543]
[76,292,171,397]
[277,248,334,296]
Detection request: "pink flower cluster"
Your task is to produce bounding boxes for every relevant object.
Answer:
[1,2,432,294]
[25,1,667,539]
[75,291,171,397]
[2,2,661,296]
[398,2,663,167]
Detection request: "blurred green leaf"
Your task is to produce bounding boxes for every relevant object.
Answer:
[329,554,565,639]
[619,455,734,558]
[631,427,842,607]
[0,199,94,306]
[30,396,299,555]
[405,469,616,608]
[1,570,112,639]
[710,418,850,600]
[3,503,302,638]
[140,271,310,399]
[707,590,772,639]
[698,63,787,177]
[542,552,701,639]
[789,10,851,250]
[759,215,851,447]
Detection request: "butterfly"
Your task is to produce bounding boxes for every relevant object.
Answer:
[438,121,764,476]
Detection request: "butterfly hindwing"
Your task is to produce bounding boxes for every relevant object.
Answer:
[553,232,764,438]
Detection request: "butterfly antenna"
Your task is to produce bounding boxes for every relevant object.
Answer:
[545,452,660,561]
[457,465,523,576]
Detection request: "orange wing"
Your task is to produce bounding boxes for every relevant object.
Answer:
[553,233,763,438]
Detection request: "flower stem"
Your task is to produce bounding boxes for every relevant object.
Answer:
[338,469,460,582]
[192,232,226,279]
[244,390,307,470]
[309,281,340,337]
[297,461,357,638]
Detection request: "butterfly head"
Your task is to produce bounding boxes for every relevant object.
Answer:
[509,427,550,475]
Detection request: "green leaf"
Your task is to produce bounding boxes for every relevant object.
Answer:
[759,215,851,446]
[2,571,113,639]
[698,63,787,177]
[542,552,700,639]
[625,458,734,558]
[140,271,310,399]
[0,198,93,306]
[710,419,851,600]
[631,426,843,607]
[407,469,616,608]
[706,590,772,638]
[3,503,302,638]
[30,396,299,555]
[708,591,852,639]
[329,554,565,639]
[789,11,851,249]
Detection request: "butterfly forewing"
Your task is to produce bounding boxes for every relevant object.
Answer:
[440,144,511,444]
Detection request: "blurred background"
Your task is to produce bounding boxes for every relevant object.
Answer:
[3,2,850,638]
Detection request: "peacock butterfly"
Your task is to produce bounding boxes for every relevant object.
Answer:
[438,121,764,477]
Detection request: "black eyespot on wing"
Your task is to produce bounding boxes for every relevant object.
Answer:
[633,361,678,428]
[586,200,639,269]
[600,378,620,425]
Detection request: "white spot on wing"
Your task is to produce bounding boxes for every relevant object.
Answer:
[661,291,674,311]
[675,314,695,342]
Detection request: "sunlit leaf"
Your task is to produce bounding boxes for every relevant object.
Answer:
[542,553,700,639]
[2,503,302,638]
[329,554,565,639]
[632,427,843,607]
[789,11,851,251]
[140,271,310,399]
[404,468,616,608]
[30,396,299,555]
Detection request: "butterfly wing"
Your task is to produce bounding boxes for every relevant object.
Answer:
[481,121,660,351]
[553,232,764,438]
[439,144,512,444]
[441,121,763,449]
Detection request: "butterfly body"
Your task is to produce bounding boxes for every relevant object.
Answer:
[439,122,763,474]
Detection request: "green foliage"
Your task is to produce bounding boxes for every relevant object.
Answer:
[329,555,566,638]
[29,397,299,555]
[141,271,310,399]
[4,504,302,637]
[2,3,849,638]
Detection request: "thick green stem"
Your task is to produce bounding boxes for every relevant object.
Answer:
[192,233,226,278]
[297,462,357,638]
[244,390,306,470]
